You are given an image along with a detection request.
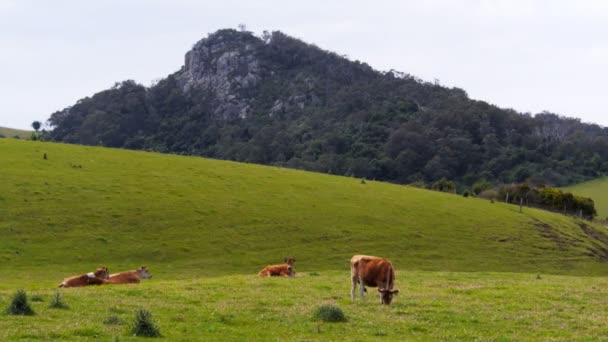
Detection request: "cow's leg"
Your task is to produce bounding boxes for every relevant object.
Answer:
[351,274,357,302]
[358,278,366,303]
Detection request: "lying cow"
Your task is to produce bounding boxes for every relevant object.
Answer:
[350,255,399,305]
[258,257,296,277]
[107,265,152,284]
[58,266,110,287]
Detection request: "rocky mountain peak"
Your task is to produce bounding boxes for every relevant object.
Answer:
[178,29,265,119]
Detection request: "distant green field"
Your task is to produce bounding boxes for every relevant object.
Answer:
[0,126,32,139]
[1,139,608,340]
[563,177,608,219]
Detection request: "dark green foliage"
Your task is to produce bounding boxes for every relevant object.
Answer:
[314,305,346,322]
[131,309,161,337]
[4,290,35,316]
[463,190,470,197]
[47,29,608,188]
[48,291,68,309]
[472,179,493,195]
[431,178,456,193]
[31,121,41,132]
[496,183,596,219]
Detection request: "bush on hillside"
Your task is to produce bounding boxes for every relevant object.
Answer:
[431,178,456,193]
[4,290,35,316]
[472,179,493,195]
[492,183,596,219]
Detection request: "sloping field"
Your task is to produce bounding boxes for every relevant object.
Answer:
[1,139,607,281]
[0,126,31,139]
[2,139,608,340]
[563,177,608,218]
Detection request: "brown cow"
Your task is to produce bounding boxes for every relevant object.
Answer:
[107,266,152,284]
[350,255,399,305]
[58,267,110,288]
[258,257,296,277]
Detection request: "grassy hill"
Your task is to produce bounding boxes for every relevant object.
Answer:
[2,139,608,340]
[2,139,608,281]
[563,177,608,218]
[0,126,31,139]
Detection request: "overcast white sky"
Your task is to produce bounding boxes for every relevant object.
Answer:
[1,0,607,130]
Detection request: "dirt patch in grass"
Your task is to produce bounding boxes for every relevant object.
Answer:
[578,223,608,261]
[533,220,569,251]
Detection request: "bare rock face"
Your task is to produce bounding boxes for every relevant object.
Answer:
[178,30,264,120]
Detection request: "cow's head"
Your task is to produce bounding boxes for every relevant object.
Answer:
[94,267,110,280]
[378,288,399,305]
[284,257,296,278]
[137,265,153,279]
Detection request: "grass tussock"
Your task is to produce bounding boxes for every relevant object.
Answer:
[131,309,161,338]
[4,290,35,316]
[48,291,68,309]
[314,305,346,322]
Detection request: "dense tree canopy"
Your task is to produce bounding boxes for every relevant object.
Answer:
[47,29,608,188]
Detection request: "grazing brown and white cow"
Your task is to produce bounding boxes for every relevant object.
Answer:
[107,266,153,284]
[258,257,296,277]
[350,255,399,305]
[58,267,110,288]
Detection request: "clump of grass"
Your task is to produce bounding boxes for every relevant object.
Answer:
[314,305,346,323]
[49,291,68,309]
[131,309,161,337]
[104,315,126,325]
[308,272,320,276]
[30,295,44,302]
[4,290,35,316]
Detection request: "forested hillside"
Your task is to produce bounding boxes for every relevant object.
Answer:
[47,29,608,187]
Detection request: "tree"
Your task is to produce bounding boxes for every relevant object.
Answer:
[31,121,41,132]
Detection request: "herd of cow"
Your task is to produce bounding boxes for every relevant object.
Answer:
[58,266,152,287]
[58,255,399,305]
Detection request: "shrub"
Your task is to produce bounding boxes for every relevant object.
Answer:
[472,179,493,195]
[5,290,35,316]
[462,190,470,197]
[314,305,346,322]
[431,178,456,193]
[131,309,161,337]
[49,291,68,309]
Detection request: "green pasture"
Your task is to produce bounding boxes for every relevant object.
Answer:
[2,272,608,341]
[2,139,608,340]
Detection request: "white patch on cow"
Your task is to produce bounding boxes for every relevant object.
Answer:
[87,272,95,278]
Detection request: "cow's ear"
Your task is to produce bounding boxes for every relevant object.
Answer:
[392,290,399,295]
[284,257,288,262]
[292,258,296,262]
[378,288,386,293]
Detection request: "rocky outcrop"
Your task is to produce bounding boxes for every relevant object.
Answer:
[178,30,264,120]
